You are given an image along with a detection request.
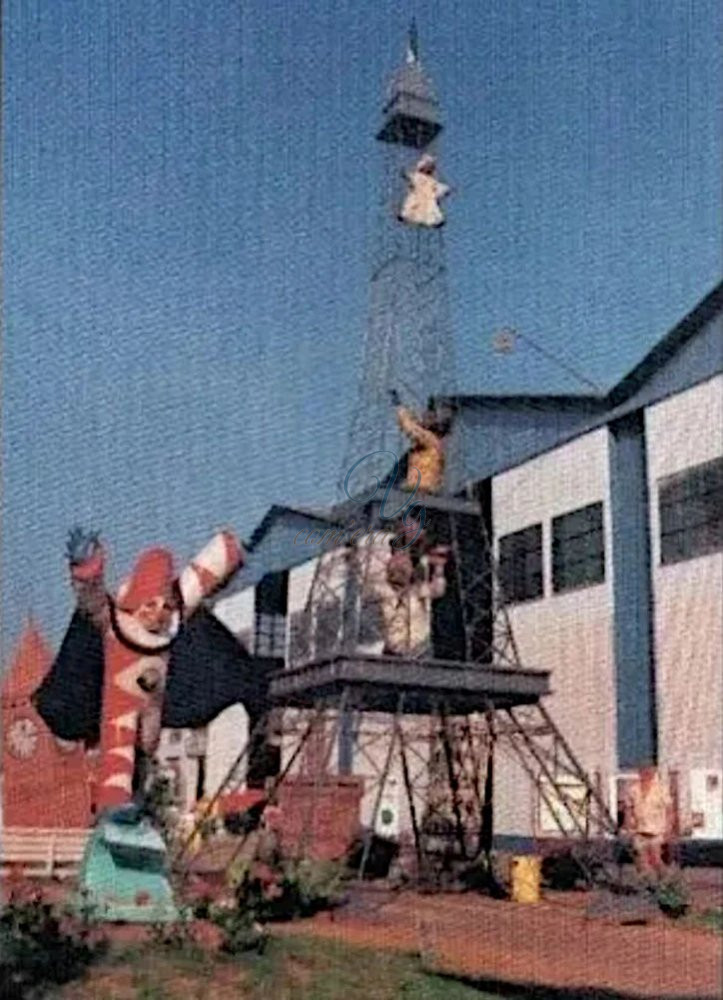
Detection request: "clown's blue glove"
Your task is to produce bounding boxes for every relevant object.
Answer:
[66,527,102,567]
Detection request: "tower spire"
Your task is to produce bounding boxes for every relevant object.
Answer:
[341,25,453,492]
[406,18,419,63]
[377,23,440,148]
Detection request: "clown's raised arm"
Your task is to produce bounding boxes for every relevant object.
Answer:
[65,525,243,626]
[66,526,109,629]
[177,530,244,618]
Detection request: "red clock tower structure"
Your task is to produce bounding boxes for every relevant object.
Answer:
[2,621,96,828]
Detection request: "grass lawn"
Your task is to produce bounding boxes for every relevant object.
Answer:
[49,934,508,1000]
[685,906,723,934]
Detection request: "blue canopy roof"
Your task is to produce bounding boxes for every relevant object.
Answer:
[226,500,358,593]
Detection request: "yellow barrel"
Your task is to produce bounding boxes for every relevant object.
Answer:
[510,855,541,903]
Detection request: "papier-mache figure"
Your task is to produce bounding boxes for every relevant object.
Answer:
[623,766,674,878]
[35,526,245,813]
[391,389,452,494]
[368,547,449,659]
[32,526,246,922]
[399,153,450,228]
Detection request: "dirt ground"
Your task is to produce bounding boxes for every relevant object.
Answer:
[10,871,723,998]
[275,887,723,1000]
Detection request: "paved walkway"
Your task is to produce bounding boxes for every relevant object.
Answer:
[275,890,723,999]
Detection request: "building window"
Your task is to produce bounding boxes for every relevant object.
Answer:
[254,572,288,658]
[254,612,287,658]
[552,502,605,593]
[659,457,723,565]
[498,524,543,604]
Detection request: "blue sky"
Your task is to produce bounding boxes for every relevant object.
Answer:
[3,1,721,658]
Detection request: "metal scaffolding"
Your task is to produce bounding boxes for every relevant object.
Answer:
[177,28,620,892]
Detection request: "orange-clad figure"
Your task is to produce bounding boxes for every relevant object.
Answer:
[391,390,452,494]
[60,527,243,812]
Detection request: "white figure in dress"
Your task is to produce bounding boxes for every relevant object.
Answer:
[399,153,450,228]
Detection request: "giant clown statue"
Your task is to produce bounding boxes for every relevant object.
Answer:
[34,526,246,922]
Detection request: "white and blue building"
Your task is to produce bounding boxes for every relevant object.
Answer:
[215,279,723,854]
[462,281,723,849]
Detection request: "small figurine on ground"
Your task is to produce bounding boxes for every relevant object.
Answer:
[391,389,452,494]
[399,153,450,228]
[624,766,674,879]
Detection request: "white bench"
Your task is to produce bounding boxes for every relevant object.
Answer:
[0,827,90,879]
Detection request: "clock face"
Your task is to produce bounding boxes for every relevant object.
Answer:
[6,717,39,760]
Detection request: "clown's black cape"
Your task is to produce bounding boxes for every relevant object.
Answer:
[33,606,270,744]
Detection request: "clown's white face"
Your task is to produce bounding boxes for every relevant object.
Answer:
[134,595,179,635]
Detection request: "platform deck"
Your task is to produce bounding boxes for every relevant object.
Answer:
[269,653,550,714]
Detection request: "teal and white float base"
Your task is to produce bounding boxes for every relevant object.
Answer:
[75,804,179,923]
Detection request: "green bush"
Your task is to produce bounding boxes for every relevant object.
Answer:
[280,858,346,916]
[211,855,347,952]
[210,903,267,955]
[654,873,690,918]
[0,891,104,997]
[211,859,271,954]
[692,906,723,932]
[147,912,198,953]
[254,857,345,920]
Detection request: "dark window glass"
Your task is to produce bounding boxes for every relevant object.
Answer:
[254,572,288,657]
[254,612,286,658]
[552,502,605,593]
[499,524,544,604]
[659,457,723,565]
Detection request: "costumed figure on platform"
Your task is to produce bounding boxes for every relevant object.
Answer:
[391,389,452,495]
[34,527,244,922]
[368,547,448,659]
[398,153,450,228]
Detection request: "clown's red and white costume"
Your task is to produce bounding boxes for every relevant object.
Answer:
[69,531,243,813]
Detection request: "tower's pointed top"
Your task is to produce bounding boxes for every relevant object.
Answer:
[385,23,437,107]
[406,19,419,64]
[378,22,441,147]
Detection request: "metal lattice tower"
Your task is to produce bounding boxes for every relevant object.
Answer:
[340,28,456,491]
[174,27,622,893]
[296,28,501,676]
